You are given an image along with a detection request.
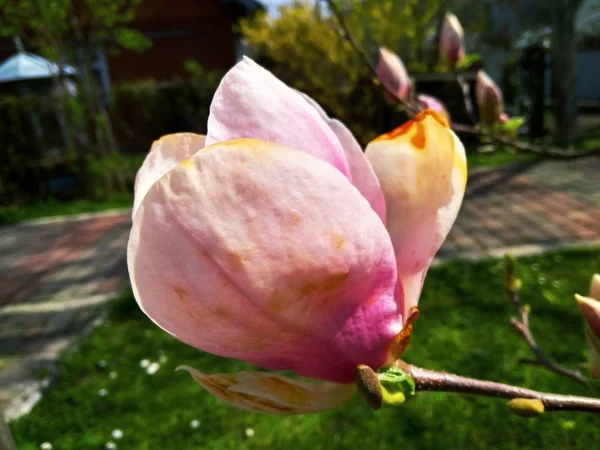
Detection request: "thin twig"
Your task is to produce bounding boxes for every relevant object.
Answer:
[453,124,600,159]
[504,257,588,386]
[323,0,600,160]
[401,363,600,413]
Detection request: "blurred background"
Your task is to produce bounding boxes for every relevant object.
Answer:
[0,1,599,449]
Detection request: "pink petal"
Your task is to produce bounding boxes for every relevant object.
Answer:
[206,57,351,179]
[366,110,467,316]
[299,92,386,223]
[377,48,410,102]
[591,274,600,301]
[132,133,205,219]
[576,295,600,341]
[575,293,600,378]
[128,139,402,383]
[417,94,451,124]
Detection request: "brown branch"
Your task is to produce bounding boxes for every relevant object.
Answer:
[401,363,600,414]
[452,124,600,159]
[504,257,588,386]
[323,0,600,160]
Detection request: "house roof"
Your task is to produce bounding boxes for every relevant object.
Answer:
[222,0,264,15]
[0,52,75,83]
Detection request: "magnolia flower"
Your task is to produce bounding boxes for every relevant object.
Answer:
[439,13,465,67]
[417,94,451,124]
[376,47,410,103]
[475,70,507,127]
[575,274,600,379]
[128,57,467,414]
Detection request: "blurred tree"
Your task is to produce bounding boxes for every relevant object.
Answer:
[551,0,583,145]
[0,0,151,197]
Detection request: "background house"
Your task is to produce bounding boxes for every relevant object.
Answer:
[107,0,263,82]
[0,0,264,85]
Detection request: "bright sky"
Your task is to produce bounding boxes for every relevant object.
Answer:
[262,0,294,14]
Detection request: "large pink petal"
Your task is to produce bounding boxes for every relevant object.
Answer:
[206,57,351,179]
[128,139,402,383]
[366,110,467,316]
[299,92,386,223]
[132,133,206,218]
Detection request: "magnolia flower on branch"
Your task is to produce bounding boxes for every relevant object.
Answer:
[129,57,466,414]
[128,57,600,416]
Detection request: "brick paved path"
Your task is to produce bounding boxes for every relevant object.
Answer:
[439,157,600,259]
[0,211,131,419]
[0,157,599,420]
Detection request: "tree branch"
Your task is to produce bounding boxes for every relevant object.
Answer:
[401,363,600,413]
[503,257,588,386]
[323,0,600,160]
[452,123,600,159]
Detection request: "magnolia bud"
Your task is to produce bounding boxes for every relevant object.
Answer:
[377,47,410,103]
[439,13,465,67]
[575,274,600,379]
[475,70,505,127]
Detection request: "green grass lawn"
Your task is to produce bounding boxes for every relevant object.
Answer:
[0,193,133,226]
[9,248,600,450]
[466,148,539,169]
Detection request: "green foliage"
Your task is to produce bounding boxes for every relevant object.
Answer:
[378,366,416,406]
[9,248,600,449]
[456,53,481,70]
[498,117,526,133]
[111,65,222,152]
[0,0,148,55]
[112,27,151,52]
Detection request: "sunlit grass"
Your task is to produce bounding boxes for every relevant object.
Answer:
[0,193,133,225]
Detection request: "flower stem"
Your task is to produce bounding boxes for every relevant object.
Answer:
[401,363,600,413]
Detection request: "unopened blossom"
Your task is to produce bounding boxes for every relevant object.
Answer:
[128,57,466,414]
[376,47,410,103]
[417,94,451,124]
[439,13,465,67]
[475,70,507,127]
[575,274,600,379]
